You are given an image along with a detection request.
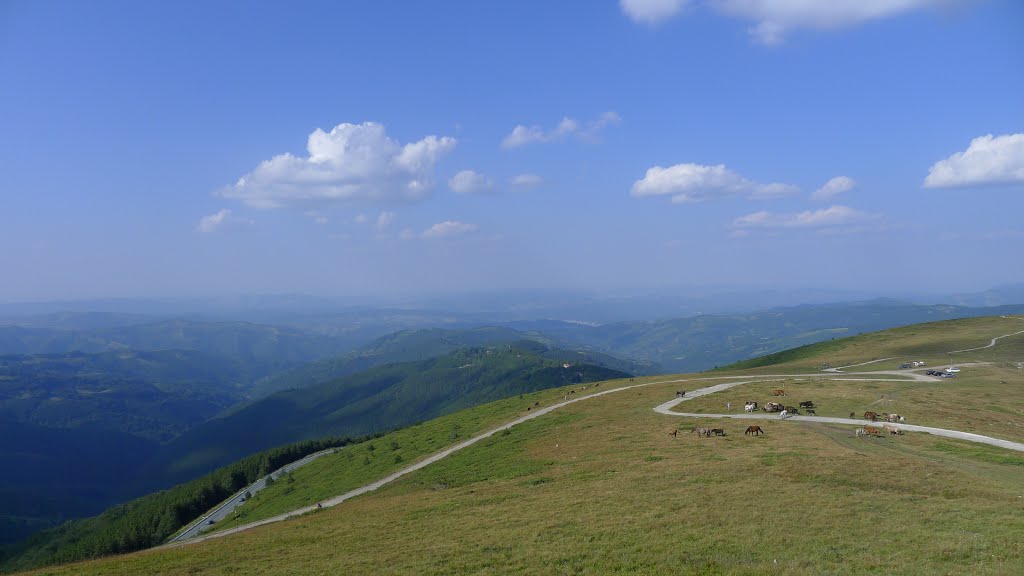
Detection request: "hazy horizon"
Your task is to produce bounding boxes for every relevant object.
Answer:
[2,1,1021,303]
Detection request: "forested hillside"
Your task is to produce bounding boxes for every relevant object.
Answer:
[156,343,629,482]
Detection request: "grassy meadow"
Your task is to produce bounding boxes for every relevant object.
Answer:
[23,316,1024,575]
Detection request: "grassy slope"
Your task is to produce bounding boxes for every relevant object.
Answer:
[27,316,1024,575]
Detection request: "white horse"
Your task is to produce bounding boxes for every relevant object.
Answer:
[779,410,789,419]
[855,427,866,437]
[745,404,756,413]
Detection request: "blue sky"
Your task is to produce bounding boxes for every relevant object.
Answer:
[1,0,1022,303]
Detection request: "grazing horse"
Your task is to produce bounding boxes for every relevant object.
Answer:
[668,429,678,438]
[692,427,711,437]
[785,406,800,415]
[779,410,789,419]
[806,409,816,416]
[745,403,756,413]
[884,425,903,436]
[710,428,726,437]
[799,401,814,409]
[864,411,878,421]
[745,401,758,410]
[745,425,764,436]
[864,426,882,436]
[763,402,785,413]
[772,389,786,396]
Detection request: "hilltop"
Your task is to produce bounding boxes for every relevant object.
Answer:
[12,315,1023,575]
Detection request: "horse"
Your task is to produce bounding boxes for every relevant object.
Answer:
[849,412,855,419]
[745,403,756,413]
[692,427,711,437]
[886,413,901,423]
[745,425,764,436]
[799,401,814,409]
[855,427,866,437]
[668,429,678,438]
[864,426,882,436]
[785,406,800,415]
[779,410,789,419]
[745,401,758,410]
[710,428,726,437]
[864,411,878,421]
[806,409,816,416]
[772,389,786,396]
[884,425,903,436]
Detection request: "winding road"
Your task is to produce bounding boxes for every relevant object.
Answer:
[166,321,1024,548]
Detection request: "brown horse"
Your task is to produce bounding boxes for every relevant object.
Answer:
[710,428,726,437]
[668,429,678,438]
[864,426,883,436]
[772,389,786,396]
[864,411,878,421]
[745,425,764,436]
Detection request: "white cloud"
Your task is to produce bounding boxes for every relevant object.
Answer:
[713,0,955,45]
[620,0,690,24]
[732,204,877,229]
[923,133,1024,188]
[422,220,477,239]
[197,209,232,233]
[511,173,543,189]
[354,213,368,224]
[220,122,456,209]
[501,111,621,149]
[376,211,395,230]
[811,175,856,201]
[448,170,494,194]
[630,163,799,203]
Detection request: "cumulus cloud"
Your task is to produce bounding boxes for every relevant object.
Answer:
[630,163,799,203]
[620,0,690,24]
[511,173,543,189]
[422,220,478,239]
[220,122,456,209]
[197,209,232,233]
[732,204,877,230]
[448,170,495,194]
[714,0,955,45]
[923,133,1024,188]
[502,111,621,149]
[811,175,856,201]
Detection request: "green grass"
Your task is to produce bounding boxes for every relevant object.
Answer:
[207,383,619,533]
[22,316,1024,575]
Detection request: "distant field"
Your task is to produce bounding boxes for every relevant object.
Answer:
[26,316,1024,575]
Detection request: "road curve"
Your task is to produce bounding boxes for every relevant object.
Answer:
[165,322,1024,548]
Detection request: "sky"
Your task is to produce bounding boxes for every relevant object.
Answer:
[1,0,1022,303]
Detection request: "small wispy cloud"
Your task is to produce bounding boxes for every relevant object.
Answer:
[448,170,495,194]
[197,209,233,233]
[502,111,621,149]
[811,176,856,201]
[731,204,879,232]
[620,0,690,25]
[422,220,478,239]
[376,211,395,230]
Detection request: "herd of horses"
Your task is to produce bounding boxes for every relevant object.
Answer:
[672,389,912,440]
